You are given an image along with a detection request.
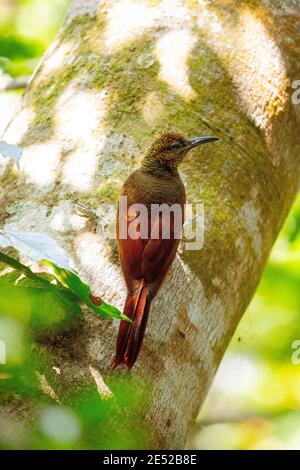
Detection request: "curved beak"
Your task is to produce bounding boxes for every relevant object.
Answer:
[184,136,219,150]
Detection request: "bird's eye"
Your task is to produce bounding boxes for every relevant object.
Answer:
[171,143,180,150]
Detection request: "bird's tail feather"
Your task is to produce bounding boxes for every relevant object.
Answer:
[112,281,151,369]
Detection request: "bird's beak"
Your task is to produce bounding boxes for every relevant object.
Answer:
[184,136,219,150]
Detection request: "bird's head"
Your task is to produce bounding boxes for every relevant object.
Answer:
[143,130,219,175]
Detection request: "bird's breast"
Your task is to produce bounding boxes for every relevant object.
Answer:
[122,169,186,208]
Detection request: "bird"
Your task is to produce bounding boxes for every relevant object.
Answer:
[112,130,219,369]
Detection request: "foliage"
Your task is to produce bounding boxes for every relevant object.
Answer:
[0,232,128,322]
[0,0,70,78]
[0,238,140,450]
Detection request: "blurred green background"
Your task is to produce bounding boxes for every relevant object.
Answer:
[1,0,300,450]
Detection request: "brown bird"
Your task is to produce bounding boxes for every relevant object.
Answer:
[112,131,218,369]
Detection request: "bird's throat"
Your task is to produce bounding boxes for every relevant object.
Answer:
[141,154,179,177]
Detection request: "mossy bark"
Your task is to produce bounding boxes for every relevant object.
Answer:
[1,0,300,449]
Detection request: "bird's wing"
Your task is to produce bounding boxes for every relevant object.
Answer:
[118,209,182,292]
[117,171,184,293]
[118,234,147,292]
[117,191,148,292]
[141,212,182,293]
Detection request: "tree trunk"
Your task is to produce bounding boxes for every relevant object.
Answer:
[1,0,299,449]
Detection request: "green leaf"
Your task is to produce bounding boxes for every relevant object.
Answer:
[0,249,130,323]
[0,283,81,335]
[42,260,131,322]
[0,251,80,306]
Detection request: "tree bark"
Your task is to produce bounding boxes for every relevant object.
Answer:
[1,0,300,449]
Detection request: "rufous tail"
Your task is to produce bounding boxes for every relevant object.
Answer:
[112,281,151,369]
